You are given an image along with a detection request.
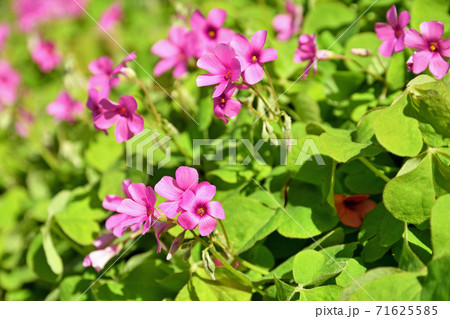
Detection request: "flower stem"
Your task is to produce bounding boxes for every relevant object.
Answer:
[339,56,386,83]
[240,101,265,118]
[263,65,280,114]
[135,78,162,126]
[218,219,231,250]
[235,257,269,276]
[243,81,276,116]
[359,157,391,183]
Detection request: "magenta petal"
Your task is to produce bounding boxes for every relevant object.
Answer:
[197,53,226,74]
[158,200,181,218]
[127,183,148,205]
[121,179,132,197]
[196,74,223,87]
[216,28,235,44]
[398,11,410,29]
[207,8,227,28]
[375,22,394,41]
[145,186,157,206]
[244,63,264,85]
[142,219,151,234]
[212,81,229,98]
[223,99,241,118]
[177,212,200,230]
[176,166,199,191]
[173,62,188,78]
[196,184,216,204]
[259,48,278,63]
[191,10,206,31]
[394,34,406,52]
[155,176,183,200]
[429,53,449,79]
[119,95,137,112]
[250,30,267,51]
[114,117,132,143]
[215,43,236,65]
[128,113,144,134]
[206,201,225,219]
[105,213,129,231]
[405,29,428,50]
[180,189,196,212]
[94,111,119,129]
[198,215,217,236]
[386,5,398,26]
[378,39,396,57]
[439,38,450,57]
[151,39,178,58]
[102,195,124,211]
[117,198,146,216]
[154,57,179,76]
[412,50,433,74]
[273,14,292,33]
[420,21,444,42]
[230,33,251,56]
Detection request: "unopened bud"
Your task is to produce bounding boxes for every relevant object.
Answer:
[121,67,136,79]
[166,230,186,261]
[350,48,372,57]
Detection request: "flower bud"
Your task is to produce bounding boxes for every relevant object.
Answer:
[166,230,186,261]
[350,48,372,57]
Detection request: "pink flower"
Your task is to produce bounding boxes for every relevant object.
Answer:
[178,184,225,236]
[153,221,173,253]
[94,95,144,143]
[31,40,62,73]
[104,180,145,237]
[155,166,204,218]
[273,0,303,41]
[191,8,235,55]
[407,53,415,72]
[116,183,160,235]
[0,23,10,51]
[86,88,108,133]
[293,34,328,78]
[375,5,410,57]
[99,2,123,31]
[15,107,34,138]
[83,245,120,272]
[14,0,87,32]
[0,60,21,109]
[230,30,278,85]
[213,84,241,123]
[405,21,450,79]
[151,26,199,78]
[46,91,83,123]
[196,43,241,98]
[88,52,136,97]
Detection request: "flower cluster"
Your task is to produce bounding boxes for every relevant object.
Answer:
[375,5,450,79]
[84,166,224,272]
[273,0,303,41]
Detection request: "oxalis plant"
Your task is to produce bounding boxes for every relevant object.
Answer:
[0,0,449,302]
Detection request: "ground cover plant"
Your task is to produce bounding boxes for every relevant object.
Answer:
[0,0,449,301]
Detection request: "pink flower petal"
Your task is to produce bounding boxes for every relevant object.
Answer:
[114,117,132,142]
[230,33,251,56]
[378,39,396,57]
[207,8,226,29]
[176,166,199,191]
[128,113,144,134]
[420,21,444,42]
[154,57,179,77]
[102,195,124,211]
[158,200,181,218]
[198,215,217,236]
[190,10,206,31]
[206,201,225,219]
[119,95,137,112]
[197,53,226,74]
[117,198,147,216]
[196,184,216,204]
[177,211,200,230]
[375,22,394,41]
[151,39,179,58]
[439,38,450,57]
[212,81,229,98]
[412,50,433,74]
[180,189,196,212]
[429,53,449,79]
[223,99,241,118]
[94,111,119,129]
[215,43,236,66]
[105,213,129,231]
[259,48,278,63]
[196,74,223,87]
[405,29,428,50]
[127,183,148,205]
[386,5,398,27]
[244,63,264,84]
[398,11,410,29]
[145,186,157,206]
[250,30,267,52]
[155,176,183,200]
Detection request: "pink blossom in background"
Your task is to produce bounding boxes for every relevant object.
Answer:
[293,34,329,78]
[191,8,234,55]
[99,2,123,31]
[273,0,303,41]
[103,179,145,237]
[94,95,144,143]
[93,233,116,249]
[0,23,10,51]
[196,43,241,98]
[375,5,410,57]
[88,52,136,97]
[406,53,415,72]
[178,184,225,236]
[116,183,160,234]
[0,60,21,110]
[231,30,278,84]
[405,21,450,79]
[83,245,120,272]
[46,91,83,123]
[15,107,34,138]
[14,0,88,32]
[31,40,62,73]
[213,84,241,123]
[155,166,207,218]
[151,26,199,78]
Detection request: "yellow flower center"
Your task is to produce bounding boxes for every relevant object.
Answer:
[119,107,127,116]
[196,207,206,216]
[220,98,225,104]
[252,55,257,62]
[430,42,439,51]
[208,30,216,38]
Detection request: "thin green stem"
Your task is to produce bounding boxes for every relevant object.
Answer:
[359,157,391,183]
[243,81,276,116]
[135,78,162,126]
[263,65,280,114]
[218,219,231,250]
[236,257,269,276]
[240,101,265,118]
[340,56,386,83]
